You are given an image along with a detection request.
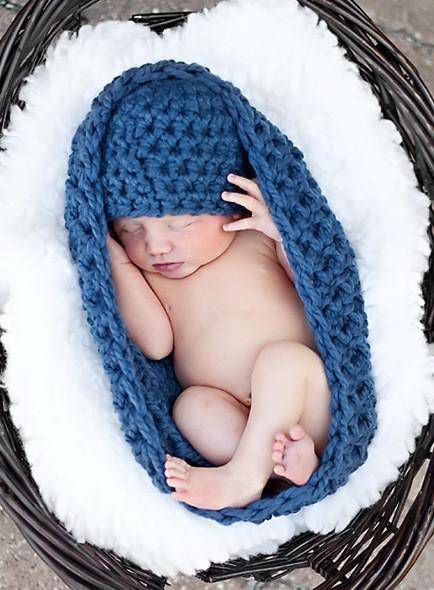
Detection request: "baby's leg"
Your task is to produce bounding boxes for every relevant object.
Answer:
[172,386,286,487]
[227,340,332,488]
[165,341,332,510]
[171,385,250,466]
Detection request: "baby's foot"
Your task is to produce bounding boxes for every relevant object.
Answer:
[164,455,264,510]
[271,424,319,486]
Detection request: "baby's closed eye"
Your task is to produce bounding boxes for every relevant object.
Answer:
[122,220,195,233]
[172,221,195,229]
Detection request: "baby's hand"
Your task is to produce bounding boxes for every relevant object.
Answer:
[221,173,283,243]
[106,232,131,266]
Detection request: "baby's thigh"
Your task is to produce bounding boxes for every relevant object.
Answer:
[172,385,249,465]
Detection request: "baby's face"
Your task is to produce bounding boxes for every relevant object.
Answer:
[112,212,242,278]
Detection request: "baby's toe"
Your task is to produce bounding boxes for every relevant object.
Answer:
[274,431,290,444]
[289,424,306,440]
[171,491,187,500]
[271,450,283,463]
[165,463,188,478]
[271,442,284,462]
[167,477,189,492]
[165,468,183,479]
[166,457,188,471]
[168,455,189,467]
[166,467,189,488]
[273,464,285,475]
[272,440,285,452]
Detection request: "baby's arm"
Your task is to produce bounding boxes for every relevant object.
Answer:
[275,241,296,283]
[108,240,173,360]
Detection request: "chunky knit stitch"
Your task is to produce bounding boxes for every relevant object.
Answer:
[64,59,377,526]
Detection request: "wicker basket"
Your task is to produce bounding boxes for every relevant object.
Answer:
[0,1,433,588]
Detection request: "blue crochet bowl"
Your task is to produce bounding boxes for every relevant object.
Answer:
[64,59,377,526]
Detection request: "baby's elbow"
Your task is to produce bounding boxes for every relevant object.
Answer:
[145,346,172,361]
[152,346,173,361]
[152,331,174,360]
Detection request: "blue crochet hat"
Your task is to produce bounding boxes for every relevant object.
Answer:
[64,60,377,526]
[102,76,254,221]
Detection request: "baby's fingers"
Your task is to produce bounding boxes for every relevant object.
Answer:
[228,174,263,201]
[222,218,253,232]
[222,191,262,214]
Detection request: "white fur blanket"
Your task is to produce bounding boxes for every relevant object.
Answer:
[0,0,433,578]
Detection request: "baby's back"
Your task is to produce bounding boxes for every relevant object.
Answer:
[144,230,317,406]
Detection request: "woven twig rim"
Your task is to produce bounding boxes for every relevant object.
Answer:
[0,2,433,589]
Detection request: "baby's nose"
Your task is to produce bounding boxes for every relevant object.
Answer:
[147,244,171,254]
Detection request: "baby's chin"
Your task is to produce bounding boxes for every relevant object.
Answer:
[149,262,201,279]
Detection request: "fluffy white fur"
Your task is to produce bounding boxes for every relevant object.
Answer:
[0,0,432,578]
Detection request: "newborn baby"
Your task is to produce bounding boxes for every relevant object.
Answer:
[106,173,332,510]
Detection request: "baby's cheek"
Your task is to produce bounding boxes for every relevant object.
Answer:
[192,228,222,252]
[121,238,142,263]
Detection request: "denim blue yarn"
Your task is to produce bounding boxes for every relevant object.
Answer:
[64,59,377,526]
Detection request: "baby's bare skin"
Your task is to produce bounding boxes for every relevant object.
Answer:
[143,229,331,509]
[144,228,318,406]
[111,186,332,510]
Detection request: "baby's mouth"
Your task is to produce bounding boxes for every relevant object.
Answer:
[153,262,184,271]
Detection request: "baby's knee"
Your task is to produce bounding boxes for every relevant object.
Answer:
[172,385,245,432]
[253,340,313,378]
[171,386,248,465]
[171,386,203,427]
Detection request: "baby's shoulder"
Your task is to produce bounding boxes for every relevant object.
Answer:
[235,229,277,259]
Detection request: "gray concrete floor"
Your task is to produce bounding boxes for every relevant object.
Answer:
[0,1,433,589]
